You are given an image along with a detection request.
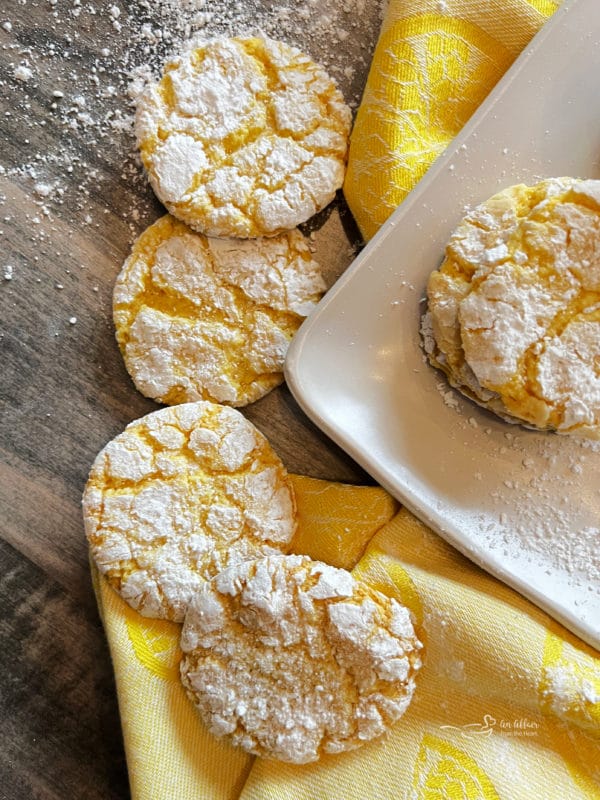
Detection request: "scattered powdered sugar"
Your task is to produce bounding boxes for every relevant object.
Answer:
[422,341,600,638]
[0,0,386,237]
[542,660,600,726]
[442,398,600,591]
[13,63,32,81]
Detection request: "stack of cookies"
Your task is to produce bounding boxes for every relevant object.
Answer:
[83,402,423,763]
[84,36,423,764]
[115,35,353,409]
[424,177,600,438]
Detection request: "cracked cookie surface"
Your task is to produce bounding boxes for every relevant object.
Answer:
[180,554,422,763]
[425,178,600,436]
[135,36,352,238]
[83,402,297,621]
[113,214,326,407]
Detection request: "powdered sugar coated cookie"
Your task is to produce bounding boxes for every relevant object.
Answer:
[113,214,326,407]
[83,402,297,621]
[180,554,422,763]
[135,37,352,238]
[425,178,600,436]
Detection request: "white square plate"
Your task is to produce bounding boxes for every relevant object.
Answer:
[285,0,600,649]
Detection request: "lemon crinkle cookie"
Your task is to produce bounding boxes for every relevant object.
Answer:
[425,177,600,436]
[135,36,352,238]
[180,554,422,763]
[83,402,296,621]
[113,214,326,407]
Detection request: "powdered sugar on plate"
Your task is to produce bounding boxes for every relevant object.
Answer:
[435,388,600,603]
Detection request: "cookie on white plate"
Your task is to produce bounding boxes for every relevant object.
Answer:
[425,177,600,436]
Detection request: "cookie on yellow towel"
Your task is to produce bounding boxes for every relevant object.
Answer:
[135,36,352,238]
[113,214,326,407]
[425,177,600,436]
[180,554,422,764]
[83,402,297,622]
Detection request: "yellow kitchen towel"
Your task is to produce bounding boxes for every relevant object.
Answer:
[93,475,399,800]
[343,0,562,240]
[241,511,600,800]
[95,478,599,800]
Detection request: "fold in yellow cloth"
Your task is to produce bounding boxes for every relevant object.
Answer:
[95,476,599,800]
[93,476,399,800]
[343,0,562,240]
[94,2,600,798]
[242,511,600,800]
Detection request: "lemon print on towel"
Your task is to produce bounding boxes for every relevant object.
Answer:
[539,631,600,733]
[125,615,181,682]
[537,631,600,797]
[344,15,512,239]
[354,546,424,630]
[412,733,500,799]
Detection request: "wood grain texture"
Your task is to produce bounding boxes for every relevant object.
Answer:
[0,539,129,800]
[0,1,382,796]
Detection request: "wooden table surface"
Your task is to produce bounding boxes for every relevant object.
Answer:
[0,2,383,797]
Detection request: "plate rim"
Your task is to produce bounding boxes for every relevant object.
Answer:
[285,0,600,650]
